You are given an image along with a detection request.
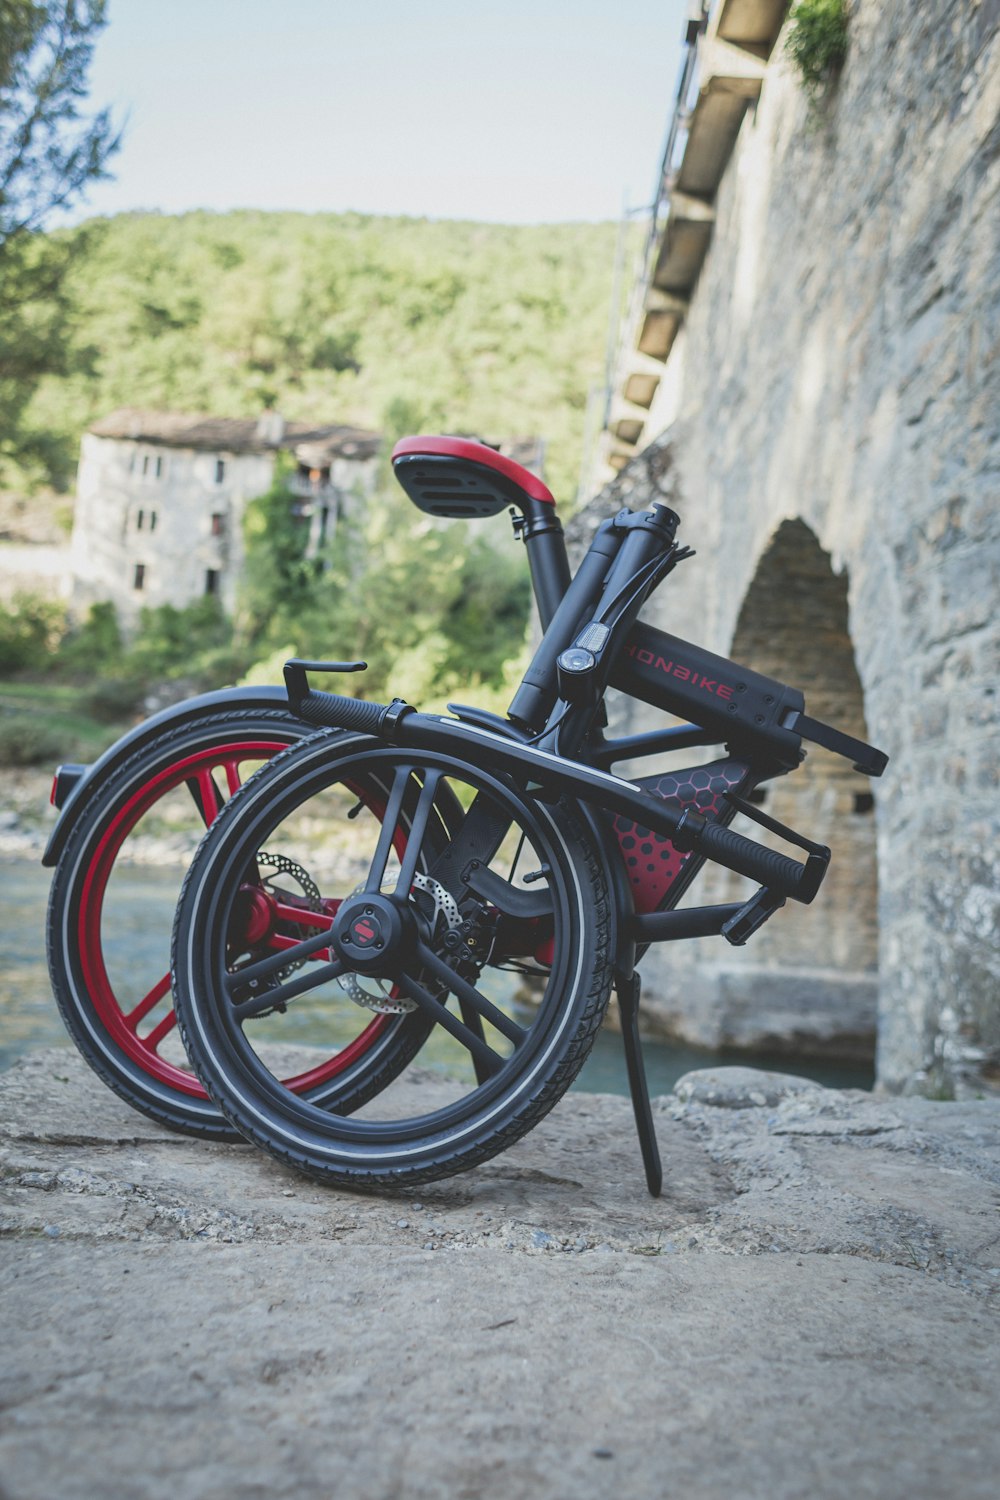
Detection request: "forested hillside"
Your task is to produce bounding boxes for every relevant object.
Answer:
[23,210,623,502]
[1,209,627,764]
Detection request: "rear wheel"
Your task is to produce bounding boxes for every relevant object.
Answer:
[46,711,452,1137]
[172,735,614,1188]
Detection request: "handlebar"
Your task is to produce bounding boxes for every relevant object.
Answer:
[672,812,829,903]
[292,691,388,735]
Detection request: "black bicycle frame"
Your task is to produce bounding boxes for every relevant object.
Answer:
[284,491,882,919]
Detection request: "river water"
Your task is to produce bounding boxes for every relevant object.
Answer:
[0,856,872,1096]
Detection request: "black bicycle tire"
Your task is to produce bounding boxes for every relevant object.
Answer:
[45,710,442,1138]
[171,735,614,1188]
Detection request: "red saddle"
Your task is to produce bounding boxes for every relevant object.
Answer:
[391,435,554,518]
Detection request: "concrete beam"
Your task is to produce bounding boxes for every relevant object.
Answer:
[625,348,672,378]
[716,0,788,59]
[701,33,770,86]
[602,11,779,477]
[652,194,716,296]
[645,287,690,316]
[638,287,689,359]
[661,191,717,224]
[610,393,654,427]
[623,370,660,410]
[675,40,766,199]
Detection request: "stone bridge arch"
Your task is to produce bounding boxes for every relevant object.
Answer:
[692,517,881,1064]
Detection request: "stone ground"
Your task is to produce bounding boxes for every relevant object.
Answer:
[1,1051,998,1500]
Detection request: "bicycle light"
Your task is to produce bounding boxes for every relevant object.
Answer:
[557,647,597,703]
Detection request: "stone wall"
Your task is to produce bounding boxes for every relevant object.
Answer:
[71,433,275,624]
[586,0,1000,1095]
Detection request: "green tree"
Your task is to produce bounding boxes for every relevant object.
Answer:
[0,0,119,483]
[240,455,323,636]
[27,208,624,502]
[0,589,63,671]
[239,399,532,706]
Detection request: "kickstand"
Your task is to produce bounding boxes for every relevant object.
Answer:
[616,972,662,1198]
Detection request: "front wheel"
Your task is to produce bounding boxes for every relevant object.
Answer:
[172,736,614,1189]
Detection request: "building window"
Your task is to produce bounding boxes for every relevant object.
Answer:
[155,455,164,478]
[205,569,219,596]
[142,455,150,476]
[215,459,226,484]
[211,512,225,537]
[149,510,157,532]
[133,563,146,591]
[136,509,145,530]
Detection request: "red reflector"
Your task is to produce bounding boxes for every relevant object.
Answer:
[50,763,87,809]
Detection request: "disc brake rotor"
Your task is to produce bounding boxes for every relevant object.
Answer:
[257,851,323,983]
[258,850,322,909]
[337,872,461,1014]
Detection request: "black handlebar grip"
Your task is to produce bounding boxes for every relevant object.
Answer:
[693,820,810,900]
[295,691,389,734]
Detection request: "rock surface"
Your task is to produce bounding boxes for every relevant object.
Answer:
[1,1052,998,1499]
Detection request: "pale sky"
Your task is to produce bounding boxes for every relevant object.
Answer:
[72,0,689,225]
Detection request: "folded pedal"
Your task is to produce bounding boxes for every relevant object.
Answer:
[721,887,786,946]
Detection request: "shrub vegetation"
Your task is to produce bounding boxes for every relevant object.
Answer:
[785,0,849,94]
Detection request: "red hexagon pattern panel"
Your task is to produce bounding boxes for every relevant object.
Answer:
[613,758,750,913]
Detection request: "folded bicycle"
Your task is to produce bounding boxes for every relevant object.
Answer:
[157,435,887,1195]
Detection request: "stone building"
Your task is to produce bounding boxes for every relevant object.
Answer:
[589,0,999,1096]
[70,409,379,625]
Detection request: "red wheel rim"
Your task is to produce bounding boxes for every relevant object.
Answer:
[77,740,396,1098]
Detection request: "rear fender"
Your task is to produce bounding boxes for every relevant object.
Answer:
[42,685,293,868]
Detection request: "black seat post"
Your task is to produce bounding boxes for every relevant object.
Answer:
[508,517,624,731]
[519,496,572,631]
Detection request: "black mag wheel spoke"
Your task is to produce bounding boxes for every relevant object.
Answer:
[456,1001,493,1087]
[393,769,442,897]
[223,926,337,994]
[506,827,527,883]
[415,942,526,1048]
[394,971,506,1077]
[229,958,347,1023]
[363,763,415,893]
